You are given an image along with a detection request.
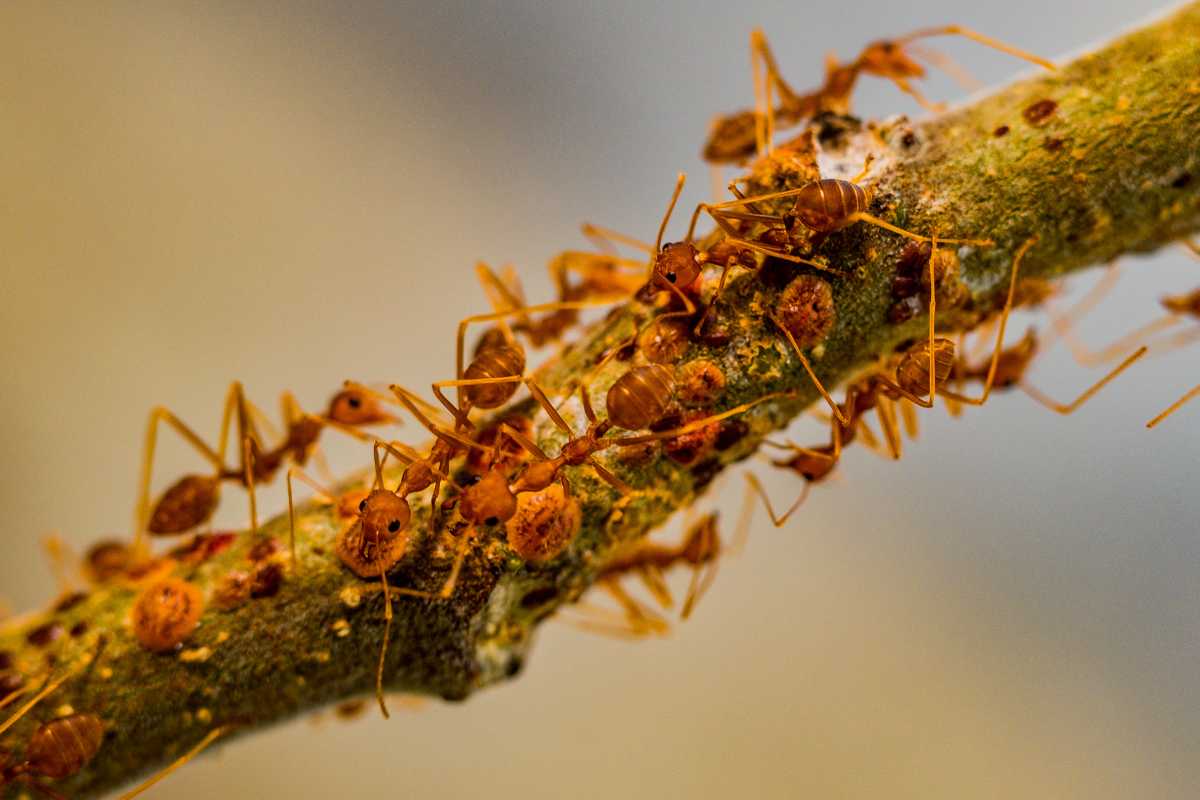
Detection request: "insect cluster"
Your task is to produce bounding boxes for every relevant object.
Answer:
[7,19,1194,798]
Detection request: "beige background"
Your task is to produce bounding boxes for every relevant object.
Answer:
[2,2,1197,798]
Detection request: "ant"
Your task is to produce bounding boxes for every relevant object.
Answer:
[703,26,1054,164]
[135,382,393,551]
[565,513,724,638]
[694,157,993,282]
[750,238,1146,525]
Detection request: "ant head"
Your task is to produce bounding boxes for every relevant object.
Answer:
[993,328,1040,388]
[148,475,220,535]
[703,110,760,164]
[327,388,391,426]
[681,515,721,564]
[858,40,925,80]
[358,490,412,545]
[458,470,517,527]
[653,242,702,289]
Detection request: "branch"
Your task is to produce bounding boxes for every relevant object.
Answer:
[3,4,1198,796]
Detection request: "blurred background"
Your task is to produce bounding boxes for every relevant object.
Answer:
[2,1,1197,797]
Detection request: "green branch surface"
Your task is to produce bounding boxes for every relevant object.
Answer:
[3,4,1199,796]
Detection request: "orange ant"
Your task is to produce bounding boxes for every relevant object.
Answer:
[135,383,391,550]
[703,26,1054,164]
[565,513,723,637]
[694,159,993,277]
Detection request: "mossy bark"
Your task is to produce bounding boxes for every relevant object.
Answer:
[3,4,1199,796]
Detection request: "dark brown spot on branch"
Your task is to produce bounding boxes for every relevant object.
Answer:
[1023,98,1058,125]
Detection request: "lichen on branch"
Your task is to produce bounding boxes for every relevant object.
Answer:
[2,4,1199,797]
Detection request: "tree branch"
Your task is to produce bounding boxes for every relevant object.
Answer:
[2,4,1198,796]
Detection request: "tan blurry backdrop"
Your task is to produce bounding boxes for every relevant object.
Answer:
[2,2,1198,798]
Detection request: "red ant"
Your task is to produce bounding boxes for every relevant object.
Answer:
[703,26,1054,164]
[564,512,724,637]
[135,382,394,552]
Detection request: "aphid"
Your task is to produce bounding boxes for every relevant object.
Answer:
[505,484,582,563]
[703,26,1054,164]
[130,578,204,653]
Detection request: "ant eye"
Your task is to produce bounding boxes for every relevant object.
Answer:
[359,500,367,512]
[466,475,481,486]
[348,396,361,408]
[387,520,401,533]
[666,271,677,283]
[485,516,499,526]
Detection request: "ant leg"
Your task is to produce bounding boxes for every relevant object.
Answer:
[844,212,992,246]
[1147,382,1200,428]
[473,262,524,345]
[745,472,812,527]
[241,436,258,536]
[650,173,688,281]
[376,565,393,719]
[0,685,29,712]
[849,153,876,184]
[287,467,335,566]
[615,390,798,447]
[603,580,670,636]
[888,77,946,113]
[134,405,227,552]
[937,237,1034,406]
[694,256,750,335]
[388,385,488,454]
[906,42,982,92]
[768,312,850,424]
[0,668,78,738]
[1185,238,1200,258]
[438,529,474,599]
[1019,346,1148,414]
[899,399,920,439]
[681,544,721,620]
[580,222,654,255]
[497,422,549,460]
[117,726,229,800]
[42,535,79,596]
[587,458,632,495]
[875,396,903,459]
[899,25,1056,72]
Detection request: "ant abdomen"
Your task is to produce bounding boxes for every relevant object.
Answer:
[463,344,526,409]
[23,713,104,780]
[606,365,676,430]
[788,179,868,233]
[894,338,956,397]
[148,475,220,535]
